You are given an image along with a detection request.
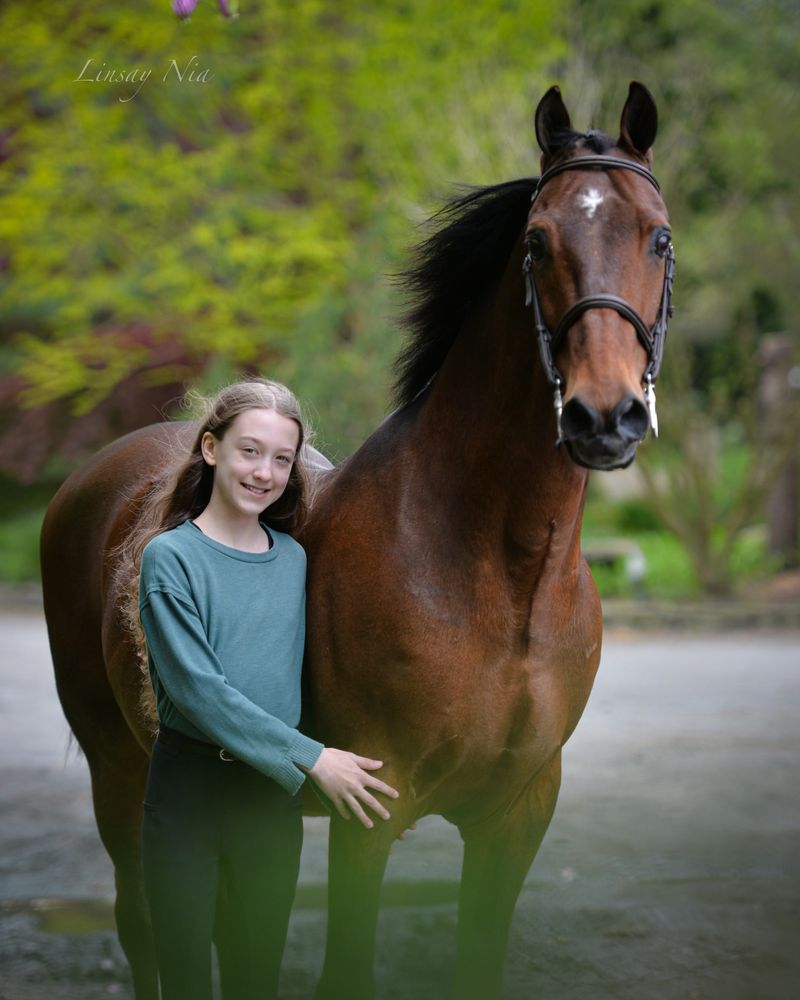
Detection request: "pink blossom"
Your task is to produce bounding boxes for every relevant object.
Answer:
[172,0,198,19]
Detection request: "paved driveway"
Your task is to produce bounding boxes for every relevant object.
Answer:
[1,608,798,999]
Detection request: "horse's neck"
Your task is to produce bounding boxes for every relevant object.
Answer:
[410,273,589,571]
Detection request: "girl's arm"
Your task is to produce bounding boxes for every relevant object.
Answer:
[141,588,323,795]
[142,589,399,824]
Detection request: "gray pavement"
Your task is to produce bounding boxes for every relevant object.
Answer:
[1,609,798,999]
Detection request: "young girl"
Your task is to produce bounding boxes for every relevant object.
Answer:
[133,378,398,1000]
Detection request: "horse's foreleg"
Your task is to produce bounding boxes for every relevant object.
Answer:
[453,753,562,1000]
[315,814,397,1000]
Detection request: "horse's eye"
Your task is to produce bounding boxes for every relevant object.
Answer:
[654,229,672,257]
[526,230,548,262]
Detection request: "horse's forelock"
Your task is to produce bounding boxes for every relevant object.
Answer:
[551,128,617,156]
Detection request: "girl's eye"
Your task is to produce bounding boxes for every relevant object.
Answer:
[242,447,257,455]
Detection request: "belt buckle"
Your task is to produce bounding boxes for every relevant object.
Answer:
[219,748,236,763]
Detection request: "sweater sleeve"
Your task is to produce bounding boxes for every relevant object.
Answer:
[140,588,324,795]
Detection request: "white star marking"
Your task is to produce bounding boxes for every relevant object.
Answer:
[579,188,604,218]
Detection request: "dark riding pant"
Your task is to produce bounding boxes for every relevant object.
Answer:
[142,725,303,1000]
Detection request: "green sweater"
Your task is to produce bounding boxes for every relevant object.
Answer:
[139,519,324,795]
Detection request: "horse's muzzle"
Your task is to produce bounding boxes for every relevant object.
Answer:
[560,391,650,471]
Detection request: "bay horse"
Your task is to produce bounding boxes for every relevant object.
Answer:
[41,82,674,999]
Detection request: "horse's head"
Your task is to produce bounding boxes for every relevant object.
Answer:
[525,82,674,471]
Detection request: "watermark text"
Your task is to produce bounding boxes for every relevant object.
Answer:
[74,56,212,102]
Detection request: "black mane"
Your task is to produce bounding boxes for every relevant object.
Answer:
[393,178,538,407]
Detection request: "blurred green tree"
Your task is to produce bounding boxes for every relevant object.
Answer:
[0,0,563,474]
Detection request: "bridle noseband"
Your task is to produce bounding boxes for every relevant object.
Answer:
[522,155,676,440]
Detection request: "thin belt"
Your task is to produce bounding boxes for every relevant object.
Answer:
[157,723,238,763]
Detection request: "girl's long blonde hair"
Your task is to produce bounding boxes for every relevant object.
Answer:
[115,378,314,726]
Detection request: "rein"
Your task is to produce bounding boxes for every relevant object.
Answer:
[522,155,676,440]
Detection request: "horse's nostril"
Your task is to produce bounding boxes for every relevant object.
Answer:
[561,396,602,440]
[561,393,649,445]
[611,394,650,441]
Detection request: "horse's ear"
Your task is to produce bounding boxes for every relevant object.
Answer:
[535,85,572,161]
[619,81,658,164]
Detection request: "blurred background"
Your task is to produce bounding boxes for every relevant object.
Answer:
[1,0,798,602]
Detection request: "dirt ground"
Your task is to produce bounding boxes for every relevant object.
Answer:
[1,606,798,999]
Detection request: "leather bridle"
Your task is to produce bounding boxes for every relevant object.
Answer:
[522,155,676,439]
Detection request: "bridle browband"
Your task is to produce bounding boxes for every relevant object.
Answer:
[522,154,676,440]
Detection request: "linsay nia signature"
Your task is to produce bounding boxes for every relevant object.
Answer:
[74,55,212,102]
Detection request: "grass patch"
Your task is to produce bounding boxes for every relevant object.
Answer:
[581,528,699,600]
[0,506,46,582]
[582,519,777,601]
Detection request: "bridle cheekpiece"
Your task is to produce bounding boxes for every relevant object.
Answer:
[522,155,676,441]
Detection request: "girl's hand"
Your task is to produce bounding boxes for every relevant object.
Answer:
[305,748,399,829]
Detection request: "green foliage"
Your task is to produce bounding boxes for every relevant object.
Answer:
[0,507,45,582]
[583,499,778,601]
[614,499,662,535]
[585,531,699,601]
[629,330,800,594]
[0,0,564,463]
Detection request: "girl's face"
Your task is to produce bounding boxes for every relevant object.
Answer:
[201,408,300,520]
